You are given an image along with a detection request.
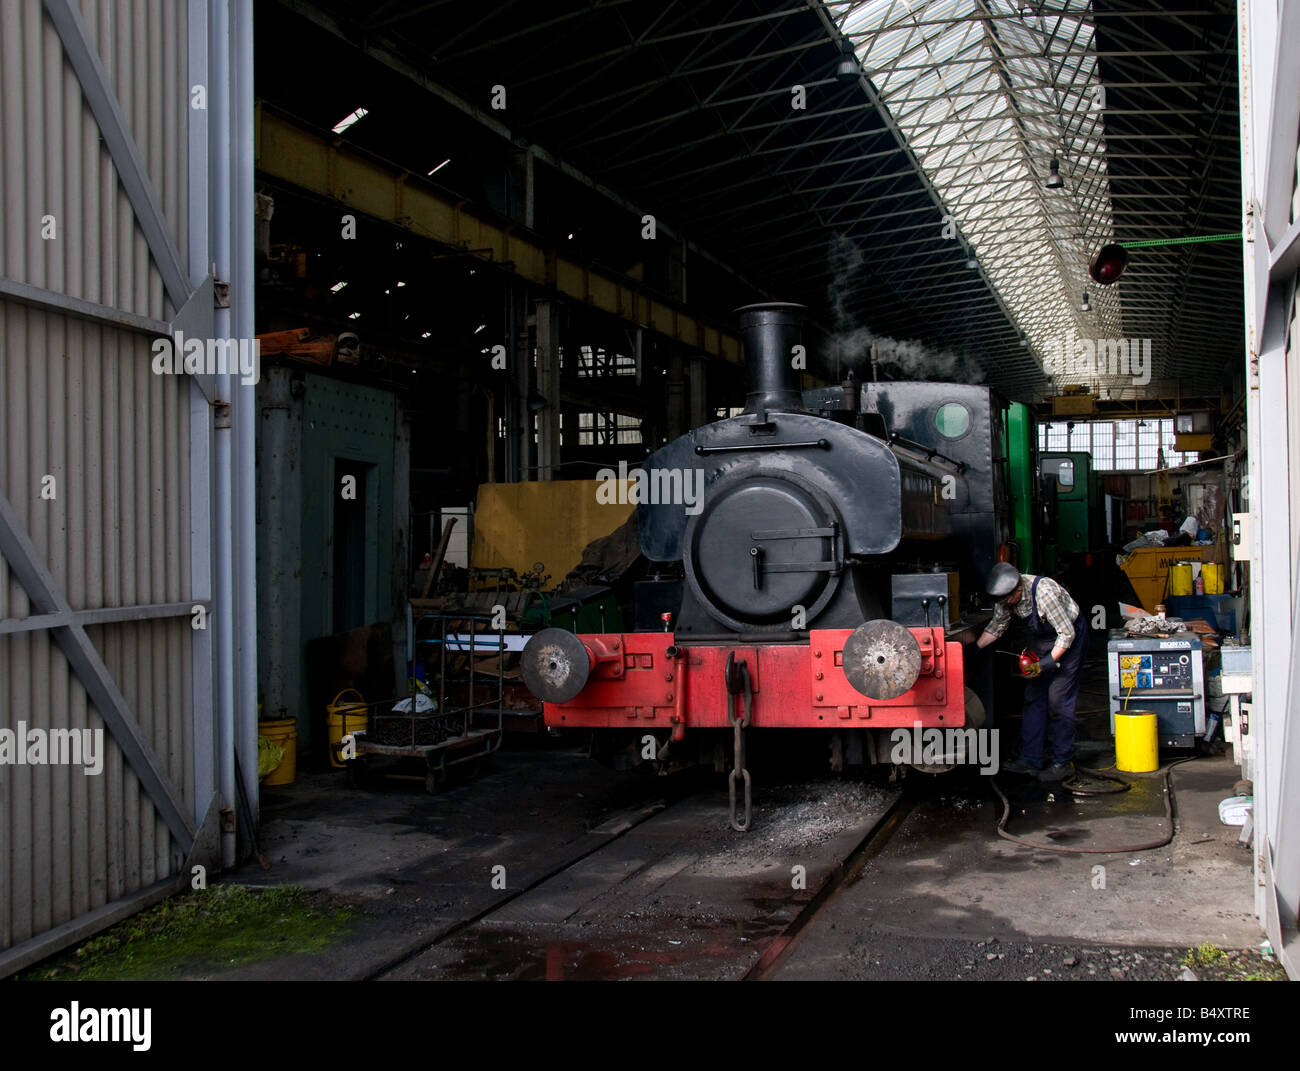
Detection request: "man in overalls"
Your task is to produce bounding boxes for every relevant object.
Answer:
[976,562,1088,781]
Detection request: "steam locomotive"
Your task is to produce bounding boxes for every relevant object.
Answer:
[521,303,1014,828]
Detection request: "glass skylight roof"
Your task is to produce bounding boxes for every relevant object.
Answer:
[824,0,1126,392]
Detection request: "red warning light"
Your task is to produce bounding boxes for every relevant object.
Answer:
[1089,243,1128,285]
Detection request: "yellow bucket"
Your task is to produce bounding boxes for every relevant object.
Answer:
[1115,711,1158,773]
[326,688,368,768]
[1168,563,1193,596]
[1201,562,1224,595]
[258,718,297,786]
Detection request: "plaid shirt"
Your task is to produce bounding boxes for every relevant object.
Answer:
[986,574,1079,649]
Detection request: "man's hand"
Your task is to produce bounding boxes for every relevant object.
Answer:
[1038,652,1058,673]
[1018,650,1041,678]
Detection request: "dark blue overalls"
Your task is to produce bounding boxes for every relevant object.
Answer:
[1020,577,1088,768]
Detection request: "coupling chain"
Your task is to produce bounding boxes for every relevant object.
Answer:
[725,652,753,832]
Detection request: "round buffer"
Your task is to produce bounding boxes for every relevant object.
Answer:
[843,619,922,700]
[521,628,591,704]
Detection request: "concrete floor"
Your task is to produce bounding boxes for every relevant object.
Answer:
[772,751,1259,980]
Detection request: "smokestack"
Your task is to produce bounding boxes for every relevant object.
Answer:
[736,302,808,415]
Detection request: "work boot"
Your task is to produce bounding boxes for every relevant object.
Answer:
[1038,762,1075,782]
[1001,756,1040,776]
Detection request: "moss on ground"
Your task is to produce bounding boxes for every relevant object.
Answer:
[19,884,354,981]
[1182,942,1287,981]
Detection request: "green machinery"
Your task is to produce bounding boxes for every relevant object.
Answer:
[1039,450,1104,574]
[1004,402,1037,573]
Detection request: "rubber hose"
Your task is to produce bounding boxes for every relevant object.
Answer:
[991,757,1199,854]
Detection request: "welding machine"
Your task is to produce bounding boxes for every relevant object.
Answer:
[1107,630,1205,748]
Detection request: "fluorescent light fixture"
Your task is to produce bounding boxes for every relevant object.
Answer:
[474,324,486,334]
[567,233,574,240]
[421,331,432,339]
[426,159,450,176]
[348,311,361,319]
[396,281,406,287]
[331,107,368,134]
[329,281,347,292]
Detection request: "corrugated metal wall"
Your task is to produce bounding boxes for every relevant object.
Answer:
[0,0,214,963]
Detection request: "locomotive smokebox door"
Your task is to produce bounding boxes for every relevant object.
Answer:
[843,620,922,700]
[522,628,592,704]
[684,469,843,631]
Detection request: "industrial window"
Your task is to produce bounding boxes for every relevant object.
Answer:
[1037,419,1196,471]
[578,411,641,445]
[576,345,636,378]
[1113,420,1138,468]
[1090,421,1115,469]
[713,406,745,419]
[530,412,565,445]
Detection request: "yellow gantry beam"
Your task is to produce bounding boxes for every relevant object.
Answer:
[255,107,742,364]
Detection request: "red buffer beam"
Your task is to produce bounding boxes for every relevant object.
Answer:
[532,628,965,732]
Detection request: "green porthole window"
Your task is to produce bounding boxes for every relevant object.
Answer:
[934,402,971,439]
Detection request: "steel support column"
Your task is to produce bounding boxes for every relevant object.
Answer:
[688,356,710,427]
[534,300,561,481]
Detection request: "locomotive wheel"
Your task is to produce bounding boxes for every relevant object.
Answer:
[843,620,922,700]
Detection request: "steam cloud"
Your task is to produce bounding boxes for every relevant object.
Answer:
[825,233,985,384]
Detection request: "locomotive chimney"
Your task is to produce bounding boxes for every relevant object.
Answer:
[736,302,808,415]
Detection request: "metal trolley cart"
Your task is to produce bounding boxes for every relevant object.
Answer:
[347,612,506,793]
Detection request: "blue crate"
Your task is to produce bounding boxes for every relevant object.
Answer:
[1165,594,1236,634]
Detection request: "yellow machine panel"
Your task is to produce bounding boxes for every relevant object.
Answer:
[470,480,634,586]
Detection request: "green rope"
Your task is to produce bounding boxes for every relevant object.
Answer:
[1119,233,1241,249]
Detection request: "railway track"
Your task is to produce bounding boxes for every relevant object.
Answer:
[743,790,916,981]
[363,793,673,981]
[366,774,917,981]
